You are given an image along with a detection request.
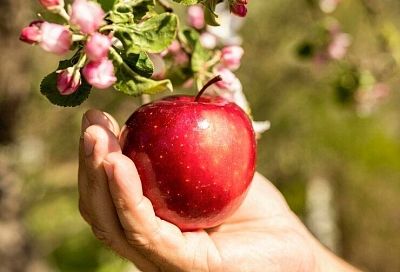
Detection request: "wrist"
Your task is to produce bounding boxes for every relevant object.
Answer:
[310,236,360,272]
[287,212,360,272]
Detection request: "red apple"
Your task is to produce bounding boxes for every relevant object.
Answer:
[120,93,256,231]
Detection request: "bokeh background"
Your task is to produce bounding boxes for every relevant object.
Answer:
[1,0,400,271]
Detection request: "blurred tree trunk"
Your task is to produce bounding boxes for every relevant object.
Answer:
[0,0,31,144]
[0,1,45,271]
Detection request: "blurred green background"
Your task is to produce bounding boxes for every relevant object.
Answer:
[1,0,400,271]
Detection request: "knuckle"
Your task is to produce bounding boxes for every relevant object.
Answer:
[112,196,129,213]
[124,229,150,248]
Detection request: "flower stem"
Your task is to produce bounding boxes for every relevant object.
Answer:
[76,54,87,69]
[72,34,86,42]
[58,8,70,21]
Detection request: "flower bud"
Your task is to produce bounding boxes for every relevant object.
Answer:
[85,33,112,61]
[40,22,72,55]
[221,45,244,70]
[215,67,241,91]
[82,59,117,89]
[230,3,248,17]
[39,0,64,10]
[187,6,205,30]
[70,0,105,34]
[57,67,81,95]
[200,32,217,49]
[20,20,43,44]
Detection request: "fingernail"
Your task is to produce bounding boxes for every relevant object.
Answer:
[82,115,90,134]
[83,132,95,157]
[103,160,114,181]
[102,112,118,135]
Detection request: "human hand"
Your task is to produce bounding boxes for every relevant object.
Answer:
[78,109,359,272]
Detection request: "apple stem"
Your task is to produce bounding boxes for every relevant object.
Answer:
[194,75,223,102]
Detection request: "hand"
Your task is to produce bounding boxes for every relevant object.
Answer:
[78,109,359,272]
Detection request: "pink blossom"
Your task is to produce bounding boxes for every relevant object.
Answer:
[39,0,64,10]
[57,67,81,95]
[215,67,242,91]
[70,0,105,34]
[148,53,166,80]
[40,22,72,55]
[174,51,189,66]
[328,33,351,60]
[200,32,217,49]
[83,59,116,89]
[20,20,43,44]
[167,40,181,54]
[230,3,248,17]
[187,6,205,29]
[85,33,112,61]
[221,45,244,70]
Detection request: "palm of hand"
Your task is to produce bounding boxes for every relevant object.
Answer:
[78,110,315,272]
[185,175,315,272]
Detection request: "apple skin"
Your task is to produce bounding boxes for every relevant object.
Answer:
[120,95,256,231]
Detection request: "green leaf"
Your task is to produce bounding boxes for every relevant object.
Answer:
[40,58,92,107]
[203,0,219,26]
[108,4,135,24]
[181,29,212,72]
[110,48,172,96]
[114,13,178,54]
[98,0,116,11]
[123,51,154,78]
[172,0,202,4]
[109,0,155,23]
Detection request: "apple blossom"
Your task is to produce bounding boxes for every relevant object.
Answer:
[167,40,181,54]
[20,20,43,44]
[82,59,116,89]
[200,32,217,49]
[187,6,205,30]
[215,67,242,91]
[39,0,64,10]
[70,0,105,34]
[57,67,81,95]
[221,45,244,70]
[207,4,244,45]
[85,33,112,61]
[40,22,72,55]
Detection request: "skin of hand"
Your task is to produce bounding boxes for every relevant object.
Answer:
[78,109,360,272]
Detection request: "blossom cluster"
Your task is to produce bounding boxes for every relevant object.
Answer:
[149,5,245,102]
[20,0,116,95]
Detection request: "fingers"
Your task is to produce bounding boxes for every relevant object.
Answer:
[103,153,193,269]
[78,109,120,205]
[77,110,158,271]
[84,109,120,136]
